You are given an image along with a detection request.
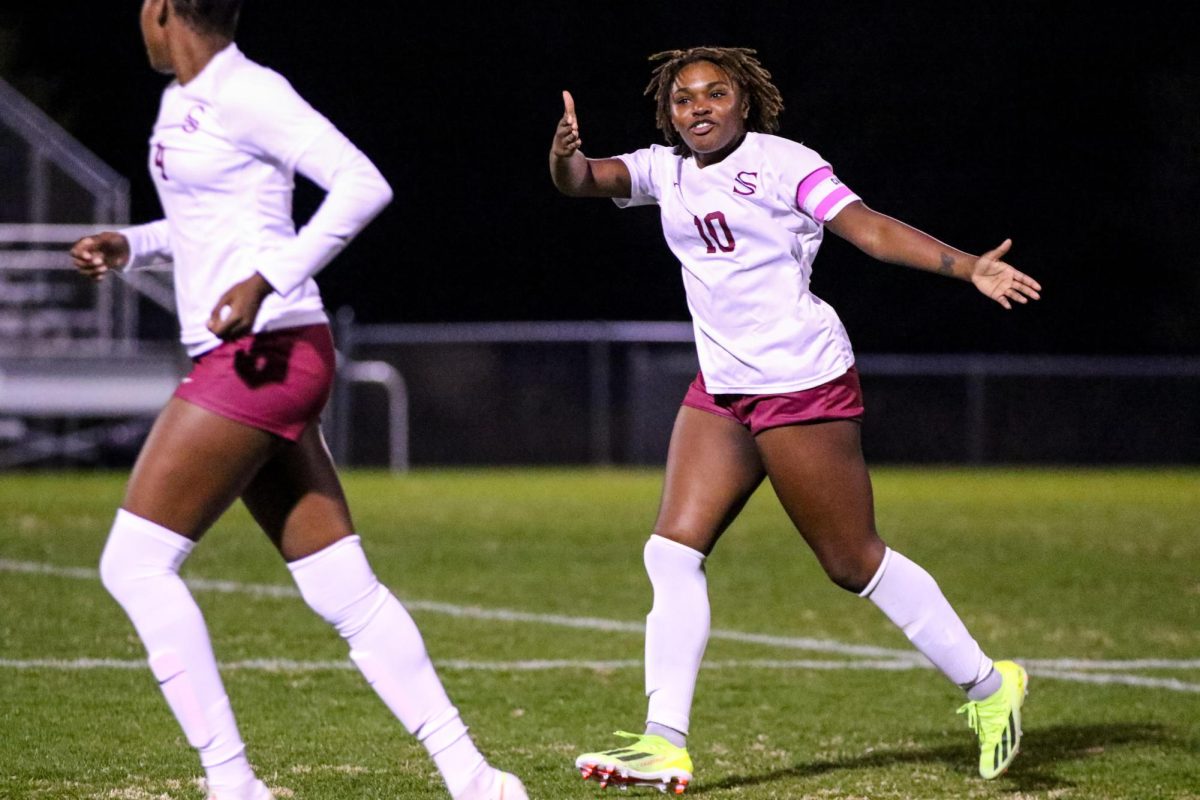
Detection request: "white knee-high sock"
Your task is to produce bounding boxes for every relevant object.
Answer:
[861,548,994,690]
[644,535,710,736]
[99,509,255,794]
[288,536,489,799]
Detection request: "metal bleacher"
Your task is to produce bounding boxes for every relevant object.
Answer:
[0,78,182,468]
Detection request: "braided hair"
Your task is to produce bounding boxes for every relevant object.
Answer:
[645,46,784,156]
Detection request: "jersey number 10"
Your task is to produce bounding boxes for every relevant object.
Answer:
[692,212,736,254]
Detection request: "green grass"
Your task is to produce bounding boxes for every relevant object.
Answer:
[1,468,1198,799]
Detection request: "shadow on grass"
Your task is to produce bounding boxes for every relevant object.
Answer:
[694,723,1174,795]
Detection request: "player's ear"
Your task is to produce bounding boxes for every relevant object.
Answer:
[157,0,169,27]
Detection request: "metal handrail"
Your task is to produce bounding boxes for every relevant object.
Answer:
[0,79,128,200]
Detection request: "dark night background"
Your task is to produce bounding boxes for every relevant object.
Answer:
[2,2,1197,355]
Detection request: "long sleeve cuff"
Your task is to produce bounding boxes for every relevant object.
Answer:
[119,219,172,271]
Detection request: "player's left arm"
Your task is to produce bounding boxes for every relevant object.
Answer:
[207,128,392,340]
[826,200,1042,309]
[256,126,394,295]
[208,72,393,340]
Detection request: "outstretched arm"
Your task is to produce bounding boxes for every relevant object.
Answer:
[826,201,1042,309]
[549,90,632,198]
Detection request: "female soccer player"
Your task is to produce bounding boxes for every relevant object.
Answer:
[550,47,1039,793]
[69,2,526,799]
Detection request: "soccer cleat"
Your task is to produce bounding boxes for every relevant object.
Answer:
[206,778,275,800]
[957,660,1029,779]
[575,731,693,794]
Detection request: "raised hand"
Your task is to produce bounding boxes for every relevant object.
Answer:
[69,232,130,281]
[207,272,275,341]
[971,239,1042,310]
[551,90,583,158]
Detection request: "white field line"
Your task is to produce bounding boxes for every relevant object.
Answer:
[1028,669,1200,693]
[0,559,922,661]
[3,559,1198,687]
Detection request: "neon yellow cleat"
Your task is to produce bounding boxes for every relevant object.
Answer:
[958,660,1029,779]
[575,731,694,794]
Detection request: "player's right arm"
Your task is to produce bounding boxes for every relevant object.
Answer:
[549,90,631,198]
[69,231,130,281]
[71,220,174,281]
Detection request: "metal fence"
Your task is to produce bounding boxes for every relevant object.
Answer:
[328,314,1200,468]
[0,78,150,351]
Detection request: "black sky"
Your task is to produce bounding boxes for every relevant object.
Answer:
[2,2,1197,354]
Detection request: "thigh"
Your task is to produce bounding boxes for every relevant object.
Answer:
[653,405,766,555]
[754,420,885,590]
[124,397,283,539]
[240,423,355,562]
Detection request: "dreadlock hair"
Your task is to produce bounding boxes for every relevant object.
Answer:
[645,46,784,157]
[169,0,243,39]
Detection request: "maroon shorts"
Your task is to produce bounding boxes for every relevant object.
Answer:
[174,324,335,441]
[682,366,865,435]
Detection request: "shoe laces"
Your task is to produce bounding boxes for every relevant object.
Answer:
[958,694,1009,742]
[957,701,982,735]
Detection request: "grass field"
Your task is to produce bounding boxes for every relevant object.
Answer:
[1,468,1198,800]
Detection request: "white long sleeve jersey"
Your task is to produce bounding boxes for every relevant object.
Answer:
[122,44,392,356]
[615,132,860,394]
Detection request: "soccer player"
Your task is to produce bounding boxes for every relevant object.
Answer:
[550,46,1038,793]
[69,2,526,799]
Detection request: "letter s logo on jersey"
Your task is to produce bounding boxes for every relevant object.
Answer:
[182,105,206,133]
[733,171,758,195]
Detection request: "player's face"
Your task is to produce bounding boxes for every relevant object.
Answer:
[669,60,749,167]
[140,0,174,74]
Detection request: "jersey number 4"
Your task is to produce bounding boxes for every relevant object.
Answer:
[154,143,170,181]
[692,211,735,253]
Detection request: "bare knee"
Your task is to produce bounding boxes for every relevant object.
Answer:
[811,534,886,593]
[651,523,720,556]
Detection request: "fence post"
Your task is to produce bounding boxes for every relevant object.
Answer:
[330,306,357,466]
[588,337,612,464]
[966,361,987,464]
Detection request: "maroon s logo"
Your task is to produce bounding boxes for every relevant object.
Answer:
[733,171,758,195]
[182,105,206,133]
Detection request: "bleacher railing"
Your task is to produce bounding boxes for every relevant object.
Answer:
[0,79,182,467]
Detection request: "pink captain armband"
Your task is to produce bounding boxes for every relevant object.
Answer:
[796,167,860,222]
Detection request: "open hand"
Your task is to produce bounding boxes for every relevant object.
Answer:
[207,272,275,341]
[551,90,582,158]
[971,239,1042,310]
[69,232,130,281]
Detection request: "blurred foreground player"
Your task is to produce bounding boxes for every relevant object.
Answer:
[70,2,526,798]
[550,46,1038,792]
